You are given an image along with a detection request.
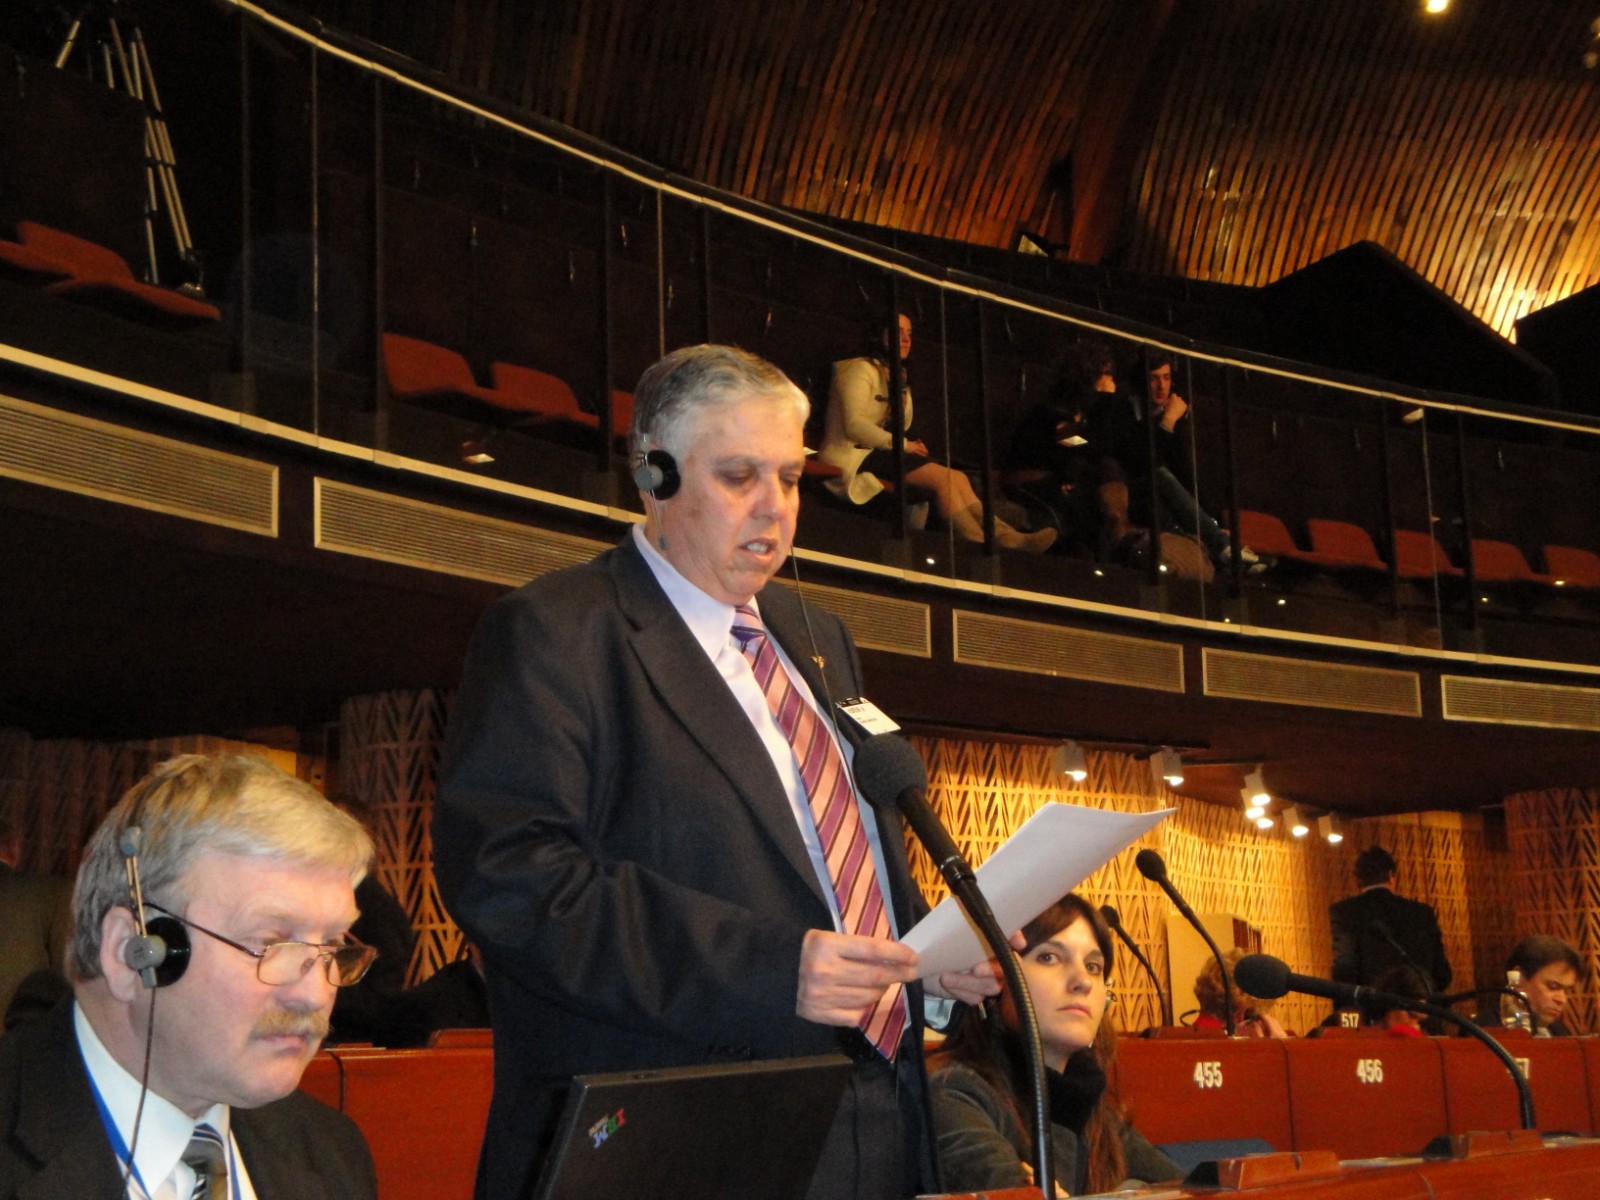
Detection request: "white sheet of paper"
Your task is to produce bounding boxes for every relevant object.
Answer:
[903,802,1174,978]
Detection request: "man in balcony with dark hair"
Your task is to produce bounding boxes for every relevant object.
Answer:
[1094,350,1262,574]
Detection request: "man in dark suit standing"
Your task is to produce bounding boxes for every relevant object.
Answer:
[435,344,1004,1200]
[1329,845,1452,995]
[0,754,380,1199]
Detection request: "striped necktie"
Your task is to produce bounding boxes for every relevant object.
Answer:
[182,1123,228,1200]
[731,603,908,1059]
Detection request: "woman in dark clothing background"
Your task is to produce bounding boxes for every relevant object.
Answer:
[928,892,1181,1195]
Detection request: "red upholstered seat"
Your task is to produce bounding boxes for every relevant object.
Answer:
[1470,539,1556,585]
[488,362,601,429]
[1234,509,1302,559]
[1544,544,1600,589]
[1306,519,1389,571]
[1392,529,1464,578]
[18,220,219,326]
[1440,1033,1593,1136]
[316,1046,492,1200]
[1113,1037,1293,1150]
[382,333,542,418]
[1232,509,1350,568]
[1283,1035,1447,1157]
[0,237,71,283]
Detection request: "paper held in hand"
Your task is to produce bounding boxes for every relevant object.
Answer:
[902,803,1175,978]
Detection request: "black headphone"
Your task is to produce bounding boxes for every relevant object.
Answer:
[632,447,681,500]
[118,825,191,988]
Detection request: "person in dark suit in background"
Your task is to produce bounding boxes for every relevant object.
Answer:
[0,816,72,1024]
[434,343,1006,1200]
[1329,845,1452,995]
[0,754,379,1199]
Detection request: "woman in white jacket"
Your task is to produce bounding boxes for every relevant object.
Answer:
[819,314,1055,553]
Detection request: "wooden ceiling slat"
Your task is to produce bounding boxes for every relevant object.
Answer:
[292,0,1600,338]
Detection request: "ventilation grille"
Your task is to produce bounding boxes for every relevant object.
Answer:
[1204,648,1421,716]
[772,577,930,658]
[1442,675,1600,731]
[316,479,603,585]
[952,610,1184,692]
[0,392,277,535]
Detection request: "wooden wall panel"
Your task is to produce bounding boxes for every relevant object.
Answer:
[338,688,455,987]
[0,709,1531,1037]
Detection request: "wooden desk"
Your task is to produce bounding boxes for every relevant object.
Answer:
[925,1136,1600,1199]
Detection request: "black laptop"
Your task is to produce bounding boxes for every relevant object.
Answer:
[530,1054,854,1200]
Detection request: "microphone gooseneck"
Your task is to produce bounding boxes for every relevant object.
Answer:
[1100,904,1172,1028]
[1136,849,1236,1036]
[1369,917,1436,998]
[852,733,1054,1199]
[1235,954,1536,1130]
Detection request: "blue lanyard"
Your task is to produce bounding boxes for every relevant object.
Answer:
[88,1072,240,1200]
[87,1071,150,1199]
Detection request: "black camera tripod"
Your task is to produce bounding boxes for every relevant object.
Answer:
[55,0,203,294]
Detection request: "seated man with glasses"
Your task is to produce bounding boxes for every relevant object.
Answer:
[0,753,380,1199]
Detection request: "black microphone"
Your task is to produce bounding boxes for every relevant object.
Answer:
[852,733,1054,1198]
[1235,954,1536,1131]
[1100,904,1171,1028]
[1136,848,1236,1036]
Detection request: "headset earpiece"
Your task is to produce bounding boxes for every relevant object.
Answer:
[122,913,191,989]
[118,819,191,988]
[632,448,681,500]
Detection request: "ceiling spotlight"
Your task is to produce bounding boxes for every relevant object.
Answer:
[1244,768,1269,806]
[1256,815,1275,830]
[1151,747,1183,788]
[1422,0,1449,14]
[1318,813,1344,844]
[1286,806,1309,838]
[1053,740,1089,783]
[1241,787,1265,822]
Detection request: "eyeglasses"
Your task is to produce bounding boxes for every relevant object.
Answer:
[146,902,378,988]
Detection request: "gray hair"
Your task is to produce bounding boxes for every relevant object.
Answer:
[629,344,808,461]
[71,754,373,980]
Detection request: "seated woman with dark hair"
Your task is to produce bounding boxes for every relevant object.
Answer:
[928,893,1181,1196]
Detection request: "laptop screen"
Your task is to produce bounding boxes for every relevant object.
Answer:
[531,1054,854,1200]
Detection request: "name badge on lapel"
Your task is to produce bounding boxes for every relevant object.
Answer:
[834,697,900,737]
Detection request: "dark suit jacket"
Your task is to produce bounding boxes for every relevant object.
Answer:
[1329,886,1453,993]
[435,534,935,1200]
[0,1003,377,1199]
[0,866,72,1022]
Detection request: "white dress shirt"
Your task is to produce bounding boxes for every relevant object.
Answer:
[631,524,901,936]
[74,1002,257,1200]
